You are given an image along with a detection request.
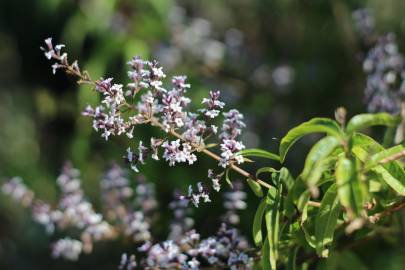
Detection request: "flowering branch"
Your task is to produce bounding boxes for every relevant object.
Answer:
[149,117,274,190]
[40,37,278,201]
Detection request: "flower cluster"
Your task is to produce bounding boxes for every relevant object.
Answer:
[100,165,155,243]
[352,10,405,114]
[219,109,246,167]
[180,182,211,208]
[119,253,137,270]
[82,78,131,141]
[38,38,259,269]
[2,163,157,261]
[200,90,225,119]
[2,177,34,206]
[137,223,252,270]
[3,163,254,269]
[40,37,88,79]
[222,182,247,225]
[42,38,249,203]
[208,169,223,192]
[162,140,197,166]
[134,175,158,217]
[362,33,405,114]
[52,238,83,261]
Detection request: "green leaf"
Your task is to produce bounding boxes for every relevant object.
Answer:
[279,118,343,163]
[279,167,295,190]
[301,222,316,249]
[265,184,283,270]
[336,157,354,210]
[372,165,405,196]
[346,113,400,134]
[287,247,299,270]
[256,167,278,178]
[315,184,341,257]
[364,144,405,170]
[261,238,271,270]
[236,148,280,161]
[279,168,296,218]
[352,133,405,196]
[382,126,396,147]
[247,178,264,197]
[301,136,342,187]
[253,197,267,247]
[335,157,365,217]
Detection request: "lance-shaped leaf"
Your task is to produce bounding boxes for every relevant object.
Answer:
[315,184,341,257]
[286,247,299,270]
[265,182,283,270]
[279,118,344,163]
[335,157,365,217]
[279,167,295,190]
[278,168,295,218]
[364,144,405,170]
[346,113,400,134]
[301,222,317,249]
[247,178,264,197]
[352,133,405,196]
[256,167,278,178]
[261,238,271,270]
[253,197,267,247]
[301,136,342,188]
[236,148,280,161]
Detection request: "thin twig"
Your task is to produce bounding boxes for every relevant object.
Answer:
[368,201,405,223]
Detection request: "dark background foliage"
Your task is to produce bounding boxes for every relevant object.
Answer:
[0,0,404,269]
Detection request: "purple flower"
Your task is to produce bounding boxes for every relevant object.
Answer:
[162,140,197,166]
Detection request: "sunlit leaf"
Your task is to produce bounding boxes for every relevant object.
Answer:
[346,113,400,134]
[261,238,271,270]
[352,133,405,196]
[315,184,341,257]
[336,157,365,217]
[256,167,278,178]
[364,144,405,170]
[247,178,264,197]
[265,183,283,270]
[253,197,267,247]
[279,167,295,190]
[236,148,280,161]
[301,136,342,188]
[279,118,343,163]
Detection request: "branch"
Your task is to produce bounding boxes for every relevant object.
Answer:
[368,201,405,223]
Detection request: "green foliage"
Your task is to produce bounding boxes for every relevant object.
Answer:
[314,184,341,257]
[248,178,265,197]
[279,118,344,163]
[237,149,280,162]
[247,112,404,269]
[346,113,400,134]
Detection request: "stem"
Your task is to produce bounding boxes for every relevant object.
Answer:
[368,201,405,223]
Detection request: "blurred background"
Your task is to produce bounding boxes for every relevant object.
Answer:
[0,0,404,269]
